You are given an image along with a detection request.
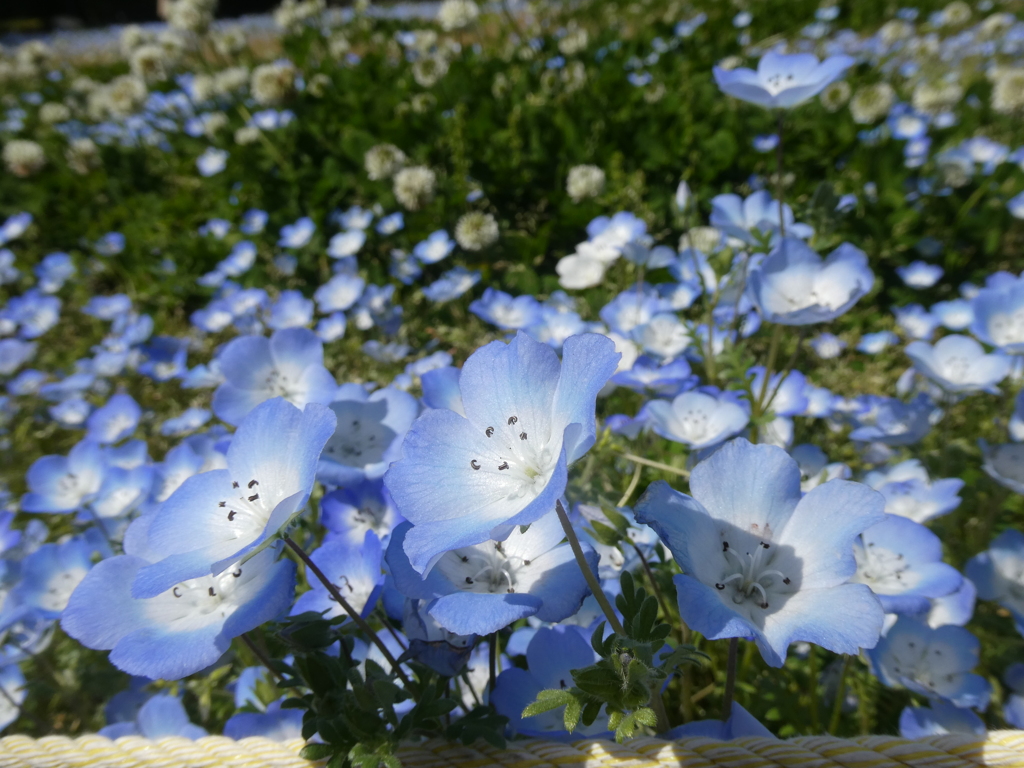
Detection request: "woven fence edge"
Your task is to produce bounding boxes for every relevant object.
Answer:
[0,731,1021,768]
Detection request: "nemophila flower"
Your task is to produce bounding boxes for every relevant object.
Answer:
[400,598,475,678]
[635,439,886,667]
[160,408,212,437]
[292,532,384,620]
[644,387,750,450]
[905,334,1011,394]
[333,205,374,231]
[327,229,366,259]
[864,460,963,523]
[899,700,986,738]
[85,393,141,445]
[587,211,647,253]
[1004,663,1024,728]
[385,331,619,573]
[868,617,991,709]
[386,512,598,635]
[240,208,268,235]
[894,305,940,340]
[318,384,419,487]
[137,336,189,381]
[0,652,25,732]
[316,313,347,342]
[710,191,813,245]
[0,338,36,375]
[789,444,850,493]
[196,147,227,176]
[0,212,31,245]
[321,480,401,548]
[33,252,74,293]
[422,267,481,303]
[100,694,207,739]
[314,273,365,314]
[970,276,1024,353]
[216,241,256,278]
[62,545,295,681]
[277,216,315,249]
[224,699,303,741]
[21,440,106,514]
[1,290,61,339]
[669,702,774,740]
[267,290,314,330]
[82,294,133,321]
[129,397,334,598]
[631,313,692,360]
[753,134,779,152]
[362,341,410,363]
[376,212,404,235]
[927,578,976,629]
[748,237,873,325]
[849,395,936,446]
[493,625,608,739]
[713,51,854,109]
[858,330,899,354]
[897,261,944,289]
[809,332,846,359]
[850,514,963,614]
[211,327,337,426]
[611,355,697,397]
[3,534,108,627]
[931,299,974,331]
[413,230,456,264]
[965,529,1024,634]
[421,366,464,415]
[469,289,543,331]
[599,287,670,336]
[149,435,228,506]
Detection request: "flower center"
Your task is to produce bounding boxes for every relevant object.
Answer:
[218,478,272,538]
[467,414,556,501]
[714,539,790,610]
[439,541,531,594]
[989,309,1024,346]
[263,369,296,399]
[851,540,911,594]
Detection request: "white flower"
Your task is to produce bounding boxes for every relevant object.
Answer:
[250,62,297,106]
[436,0,479,31]
[365,144,407,181]
[3,140,46,178]
[566,165,605,202]
[393,166,437,210]
[454,212,499,251]
[850,83,895,124]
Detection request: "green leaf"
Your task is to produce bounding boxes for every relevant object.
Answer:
[301,743,336,761]
[522,688,576,717]
[563,694,582,733]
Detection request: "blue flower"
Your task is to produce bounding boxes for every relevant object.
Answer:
[33,252,75,293]
[966,529,1024,635]
[979,440,1024,495]
[970,275,1024,353]
[492,625,608,739]
[899,700,986,738]
[748,237,873,325]
[82,294,132,321]
[667,702,774,740]
[0,338,36,375]
[713,51,854,109]
[850,514,963,615]
[1004,663,1024,728]
[21,440,106,514]
[317,384,419,487]
[413,230,456,264]
[931,299,974,330]
[128,397,334,598]
[710,191,813,245]
[376,212,404,235]
[400,598,475,678]
[848,395,936,446]
[196,147,228,176]
[62,546,295,681]
[634,438,886,667]
[224,699,303,741]
[327,229,366,259]
[868,616,991,709]
[320,480,401,548]
[857,331,899,354]
[314,273,365,313]
[0,212,31,245]
[100,694,207,739]
[240,209,268,235]
[211,328,337,426]
[599,288,670,336]
[611,355,697,397]
[896,261,944,289]
[86,393,141,445]
[1,291,61,339]
[277,216,316,249]
[643,387,749,450]
[809,332,846,359]
[469,288,543,331]
[385,331,619,573]
[422,267,481,303]
[292,532,384,620]
[385,512,598,635]
[160,408,212,437]
[864,459,963,523]
[905,335,1011,394]
[267,290,314,330]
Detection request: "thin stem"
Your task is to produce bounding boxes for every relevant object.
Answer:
[754,324,784,417]
[775,113,786,239]
[488,633,498,693]
[828,655,853,734]
[761,327,808,415]
[283,536,412,689]
[555,500,625,636]
[691,680,716,704]
[241,632,283,682]
[461,669,482,708]
[616,463,644,508]
[722,638,739,721]
[619,452,690,479]
[376,609,409,652]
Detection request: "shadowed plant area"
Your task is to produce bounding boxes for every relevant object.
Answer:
[0,0,1023,762]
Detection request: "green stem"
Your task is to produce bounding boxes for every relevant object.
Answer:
[722,638,739,721]
[488,632,498,693]
[283,536,413,690]
[555,500,626,635]
[616,463,644,507]
[828,655,852,734]
[241,632,283,682]
[619,452,690,479]
[754,324,784,418]
[775,113,786,238]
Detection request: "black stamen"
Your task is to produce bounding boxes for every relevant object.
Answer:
[783,577,790,585]
[248,493,259,502]
[519,432,527,440]
[715,583,725,590]
[248,479,259,489]
[465,577,473,584]
[470,459,481,470]
[228,510,236,521]
[497,461,509,470]
[507,416,518,425]
[218,501,226,507]
[172,587,182,598]
[233,569,242,577]
[208,587,216,597]
[485,426,494,437]
[232,481,239,488]
[722,541,729,551]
